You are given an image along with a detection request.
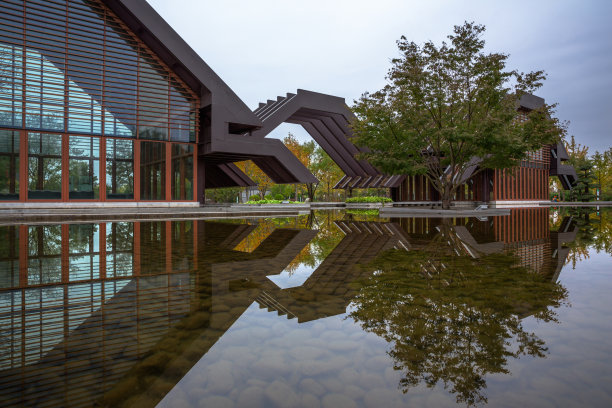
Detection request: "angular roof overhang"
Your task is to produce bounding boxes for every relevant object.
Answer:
[102,0,262,130]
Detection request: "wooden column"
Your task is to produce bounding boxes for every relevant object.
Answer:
[61,224,69,283]
[134,222,141,276]
[62,134,69,201]
[99,223,106,280]
[134,141,140,201]
[166,144,172,201]
[19,225,28,287]
[165,221,172,273]
[100,137,106,201]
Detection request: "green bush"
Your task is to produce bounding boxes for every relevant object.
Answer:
[346,196,392,203]
[346,209,380,216]
[264,194,273,200]
[274,194,285,200]
[245,199,283,204]
[249,194,261,201]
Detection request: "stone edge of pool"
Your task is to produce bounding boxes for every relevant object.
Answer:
[0,202,610,225]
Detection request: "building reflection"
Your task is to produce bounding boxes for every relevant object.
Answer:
[395,208,577,280]
[0,209,578,407]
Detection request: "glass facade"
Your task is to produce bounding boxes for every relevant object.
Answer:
[0,0,199,202]
[0,130,20,200]
[28,133,62,199]
[69,136,100,199]
[172,144,194,200]
[106,138,134,199]
[140,141,166,201]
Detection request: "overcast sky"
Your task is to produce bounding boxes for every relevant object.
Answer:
[147,0,611,153]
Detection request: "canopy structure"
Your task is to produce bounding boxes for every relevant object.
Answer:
[250,89,404,189]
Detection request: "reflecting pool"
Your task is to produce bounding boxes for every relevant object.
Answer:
[1,208,611,407]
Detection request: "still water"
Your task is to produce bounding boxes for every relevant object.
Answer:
[0,208,611,407]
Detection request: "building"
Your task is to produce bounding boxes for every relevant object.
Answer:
[0,0,575,206]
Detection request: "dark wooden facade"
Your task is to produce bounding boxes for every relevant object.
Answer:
[393,144,563,203]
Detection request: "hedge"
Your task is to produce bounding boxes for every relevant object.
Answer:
[245,199,283,204]
[346,196,392,203]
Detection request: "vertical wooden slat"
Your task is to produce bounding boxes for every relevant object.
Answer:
[100,137,106,201]
[133,222,141,276]
[165,221,172,273]
[61,224,69,283]
[19,225,28,287]
[99,223,106,279]
[166,144,172,201]
[192,147,197,201]
[134,141,140,201]
[19,131,27,201]
[193,220,198,269]
[62,134,69,201]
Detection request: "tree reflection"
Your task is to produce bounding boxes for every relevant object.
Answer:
[348,240,568,406]
[286,211,345,274]
[563,208,612,268]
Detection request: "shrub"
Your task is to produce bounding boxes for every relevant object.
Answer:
[346,209,380,216]
[346,196,392,203]
[245,199,283,204]
[264,194,273,200]
[249,194,261,201]
[274,194,285,200]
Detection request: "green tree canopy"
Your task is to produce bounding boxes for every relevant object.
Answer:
[592,147,612,200]
[352,22,565,208]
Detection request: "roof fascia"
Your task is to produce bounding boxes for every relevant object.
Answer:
[102,0,262,129]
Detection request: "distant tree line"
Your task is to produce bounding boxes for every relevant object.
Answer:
[553,135,612,202]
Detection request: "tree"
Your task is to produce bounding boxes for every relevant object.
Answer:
[235,160,273,199]
[311,147,344,201]
[352,22,565,209]
[569,160,598,202]
[564,135,589,166]
[283,133,319,200]
[592,147,612,200]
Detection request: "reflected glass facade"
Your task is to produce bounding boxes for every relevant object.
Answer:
[0,0,199,202]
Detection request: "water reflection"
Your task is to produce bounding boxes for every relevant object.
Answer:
[0,209,582,407]
[349,210,574,405]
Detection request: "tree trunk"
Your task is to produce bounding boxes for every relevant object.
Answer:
[441,184,452,210]
[306,183,317,201]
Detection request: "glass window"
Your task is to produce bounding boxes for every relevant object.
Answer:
[69,224,100,281]
[170,82,196,142]
[106,138,134,199]
[24,50,65,131]
[106,222,133,278]
[28,225,62,285]
[139,221,167,274]
[0,44,24,129]
[0,130,20,200]
[172,221,194,271]
[1,0,198,138]
[138,54,168,140]
[68,135,99,199]
[171,144,193,200]
[28,132,62,199]
[0,226,20,289]
[140,141,165,200]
